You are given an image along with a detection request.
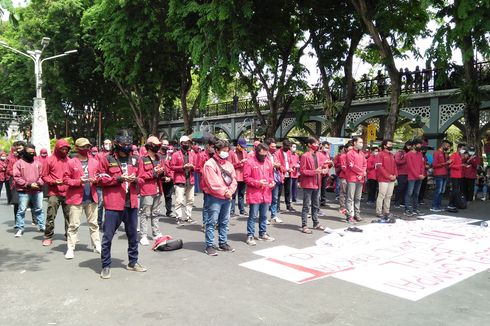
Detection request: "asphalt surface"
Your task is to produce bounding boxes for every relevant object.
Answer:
[1,190,489,326]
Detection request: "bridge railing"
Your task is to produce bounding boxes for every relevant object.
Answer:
[163,61,489,120]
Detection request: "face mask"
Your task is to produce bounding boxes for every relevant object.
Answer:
[291,146,296,153]
[386,146,393,152]
[104,144,112,151]
[181,144,190,151]
[91,152,97,156]
[459,149,466,154]
[207,148,215,155]
[146,144,160,153]
[161,146,168,151]
[443,147,449,152]
[355,143,363,150]
[22,151,35,163]
[41,154,48,158]
[469,151,475,156]
[310,145,319,152]
[78,149,90,156]
[256,153,267,162]
[0,157,6,161]
[116,144,132,154]
[373,151,379,156]
[323,148,329,152]
[415,147,421,152]
[167,150,174,154]
[219,151,229,160]
[269,148,276,154]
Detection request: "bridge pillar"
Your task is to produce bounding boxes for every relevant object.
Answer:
[231,118,236,140]
[427,97,440,149]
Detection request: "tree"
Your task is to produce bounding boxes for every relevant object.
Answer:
[351,0,430,139]
[430,0,490,151]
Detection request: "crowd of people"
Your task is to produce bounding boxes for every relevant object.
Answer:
[0,132,487,279]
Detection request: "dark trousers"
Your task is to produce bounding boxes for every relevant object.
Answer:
[320,175,328,205]
[163,182,174,215]
[101,208,138,268]
[395,175,408,206]
[44,195,70,239]
[463,178,476,201]
[449,178,462,207]
[231,181,246,214]
[0,181,3,197]
[97,187,104,227]
[301,188,320,228]
[418,177,428,203]
[366,179,378,203]
[291,178,298,202]
[283,177,292,207]
[6,178,12,203]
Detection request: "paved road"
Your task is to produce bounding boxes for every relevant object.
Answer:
[1,191,489,326]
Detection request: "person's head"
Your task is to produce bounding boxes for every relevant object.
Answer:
[0,151,7,160]
[167,145,174,155]
[321,141,330,153]
[457,143,466,155]
[412,139,423,151]
[236,138,247,151]
[265,138,277,154]
[253,140,261,150]
[206,137,217,155]
[404,140,413,152]
[13,140,26,157]
[255,143,269,163]
[381,139,393,152]
[291,143,297,153]
[468,145,476,156]
[338,145,345,153]
[91,147,98,157]
[345,141,353,152]
[103,139,112,152]
[371,146,379,155]
[214,139,230,160]
[40,148,48,158]
[145,136,162,154]
[54,139,71,159]
[74,138,91,158]
[439,140,451,152]
[306,137,319,152]
[352,136,363,151]
[114,132,133,157]
[282,139,292,152]
[22,143,36,162]
[179,135,192,151]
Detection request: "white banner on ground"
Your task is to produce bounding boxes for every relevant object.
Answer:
[239,216,490,301]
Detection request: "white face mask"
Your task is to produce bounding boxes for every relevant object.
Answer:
[355,143,363,150]
[219,151,229,159]
[373,151,379,156]
[167,150,174,154]
[323,148,329,152]
[469,151,475,156]
[459,149,466,154]
[291,146,296,153]
[104,144,112,151]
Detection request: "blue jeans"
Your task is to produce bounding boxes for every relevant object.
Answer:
[101,208,138,268]
[247,203,270,236]
[405,180,422,213]
[96,187,103,226]
[431,176,447,209]
[202,192,209,224]
[335,175,340,197]
[270,182,282,218]
[16,192,45,231]
[205,195,231,247]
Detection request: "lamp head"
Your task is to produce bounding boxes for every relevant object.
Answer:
[41,37,51,47]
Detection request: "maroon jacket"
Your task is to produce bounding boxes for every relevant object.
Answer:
[395,150,409,176]
[463,155,480,179]
[169,149,197,185]
[243,154,274,204]
[299,151,322,189]
[13,159,44,193]
[0,153,7,182]
[345,149,367,183]
[137,154,164,196]
[42,139,71,196]
[64,156,99,205]
[367,154,377,180]
[376,150,398,182]
[98,153,140,210]
[405,151,425,181]
[432,149,449,176]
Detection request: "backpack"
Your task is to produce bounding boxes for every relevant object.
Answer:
[455,192,467,209]
[152,235,183,251]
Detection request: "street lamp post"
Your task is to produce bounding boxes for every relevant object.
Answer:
[0,37,77,154]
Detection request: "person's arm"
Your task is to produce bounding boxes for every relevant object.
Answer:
[300,154,316,176]
[13,163,28,188]
[97,157,119,186]
[169,152,184,172]
[243,161,261,187]
[63,161,81,186]
[376,154,390,180]
[347,151,365,175]
[41,159,57,185]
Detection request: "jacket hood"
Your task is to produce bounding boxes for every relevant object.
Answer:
[54,139,71,157]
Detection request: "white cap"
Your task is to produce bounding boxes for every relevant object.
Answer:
[179,135,191,143]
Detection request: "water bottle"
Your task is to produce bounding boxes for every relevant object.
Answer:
[481,221,488,228]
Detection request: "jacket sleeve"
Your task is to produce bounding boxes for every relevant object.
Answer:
[300,154,316,176]
[36,163,45,186]
[63,161,81,187]
[97,156,119,186]
[228,164,238,194]
[42,159,58,185]
[347,151,365,175]
[376,154,391,180]
[367,156,376,172]
[169,152,184,172]
[243,161,261,187]
[432,151,445,168]
[395,151,406,166]
[203,162,228,197]
[13,162,28,188]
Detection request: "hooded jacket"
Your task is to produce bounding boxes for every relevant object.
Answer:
[243,154,274,204]
[64,156,99,205]
[0,152,7,182]
[13,158,44,193]
[42,139,71,196]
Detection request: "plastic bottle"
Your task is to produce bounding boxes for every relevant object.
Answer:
[480,221,488,228]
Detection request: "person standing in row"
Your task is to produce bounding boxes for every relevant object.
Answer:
[230,138,248,217]
[319,141,332,207]
[404,139,425,217]
[202,140,237,256]
[277,139,294,212]
[366,146,379,205]
[463,145,480,202]
[98,133,147,279]
[375,139,397,220]
[430,140,451,212]
[447,144,466,212]
[63,138,101,259]
[394,140,412,208]
[196,137,216,228]
[170,136,197,225]
[290,144,300,203]
[0,151,7,197]
[158,140,175,218]
[266,138,283,223]
[345,137,367,223]
[6,141,26,222]
[244,143,275,245]
[42,139,71,247]
[13,144,45,237]
[299,137,326,234]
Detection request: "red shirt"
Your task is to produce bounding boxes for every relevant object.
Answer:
[243,154,274,204]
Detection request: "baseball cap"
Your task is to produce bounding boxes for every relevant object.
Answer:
[180,135,191,143]
[237,138,247,147]
[75,138,91,147]
[146,136,162,145]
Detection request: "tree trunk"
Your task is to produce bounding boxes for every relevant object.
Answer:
[180,63,194,135]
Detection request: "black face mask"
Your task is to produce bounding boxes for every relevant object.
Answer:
[415,147,421,152]
[443,147,449,152]
[386,146,393,151]
[161,146,168,151]
[181,144,190,151]
[115,144,132,154]
[256,153,267,162]
[146,144,161,153]
[22,151,35,163]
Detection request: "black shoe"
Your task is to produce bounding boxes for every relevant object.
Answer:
[286,206,295,211]
[218,243,235,252]
[205,246,218,256]
[100,267,111,279]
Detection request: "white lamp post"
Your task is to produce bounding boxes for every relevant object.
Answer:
[0,37,77,154]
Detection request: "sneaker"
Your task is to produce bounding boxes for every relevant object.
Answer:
[399,204,405,208]
[246,236,257,246]
[403,211,414,217]
[318,211,325,217]
[14,230,23,238]
[184,218,197,224]
[139,236,150,246]
[205,246,218,256]
[38,227,45,233]
[239,212,248,217]
[42,239,52,246]
[346,216,356,224]
[394,204,400,209]
[339,208,347,215]
[414,210,424,216]
[218,243,235,252]
[271,217,283,223]
[94,244,101,254]
[266,220,271,225]
[375,214,384,218]
[65,249,74,259]
[481,197,487,201]
[258,234,275,242]
[286,206,295,212]
[354,216,364,222]
[126,263,148,272]
[100,267,111,279]
[430,208,442,213]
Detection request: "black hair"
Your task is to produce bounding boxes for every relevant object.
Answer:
[440,140,451,147]
[412,138,423,145]
[321,141,330,146]
[457,143,466,149]
[381,139,393,149]
[255,143,269,153]
[282,139,291,147]
[306,136,318,145]
[338,145,345,152]
[13,140,26,147]
[265,138,276,146]
[207,136,218,146]
[215,139,230,151]
[351,136,362,143]
[24,143,36,150]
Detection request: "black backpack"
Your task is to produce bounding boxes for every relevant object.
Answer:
[456,192,467,209]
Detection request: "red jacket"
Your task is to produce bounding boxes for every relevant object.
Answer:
[367,154,377,180]
[299,151,322,189]
[317,151,332,176]
[243,154,275,204]
[202,155,237,200]
[98,154,140,210]
[0,154,7,182]
[376,150,398,182]
[290,153,300,178]
[169,149,197,185]
[395,150,409,176]
[196,151,212,191]
[449,152,463,179]
[405,151,425,181]
[6,151,18,179]
[13,159,44,193]
[345,149,367,183]
[137,155,164,196]
[463,155,480,179]
[231,149,248,182]
[276,148,293,180]
[432,149,449,176]
[42,139,71,197]
[64,156,99,205]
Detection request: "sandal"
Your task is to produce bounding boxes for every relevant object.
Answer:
[301,227,313,234]
[313,224,325,231]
